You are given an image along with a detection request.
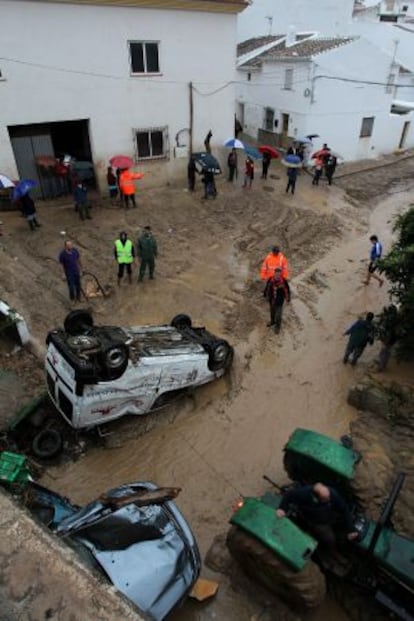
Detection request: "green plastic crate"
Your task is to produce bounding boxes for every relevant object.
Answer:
[0,451,30,484]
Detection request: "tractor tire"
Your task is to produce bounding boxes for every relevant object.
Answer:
[171,314,192,330]
[207,340,234,372]
[32,429,63,460]
[227,525,326,610]
[64,310,94,336]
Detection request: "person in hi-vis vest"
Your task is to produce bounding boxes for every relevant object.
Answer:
[114,231,135,285]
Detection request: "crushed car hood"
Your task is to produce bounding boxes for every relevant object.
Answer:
[56,482,200,620]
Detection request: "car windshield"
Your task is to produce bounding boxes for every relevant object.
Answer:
[75,509,164,550]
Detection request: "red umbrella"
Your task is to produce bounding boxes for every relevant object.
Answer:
[311,148,330,159]
[110,155,134,169]
[259,145,280,159]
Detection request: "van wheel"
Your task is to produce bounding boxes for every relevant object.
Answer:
[64,310,94,336]
[99,343,129,380]
[32,429,63,460]
[208,340,233,371]
[171,314,192,329]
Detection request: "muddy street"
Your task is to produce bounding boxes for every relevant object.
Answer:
[2,155,414,621]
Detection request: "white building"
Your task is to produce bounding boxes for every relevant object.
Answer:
[0,0,246,196]
[236,32,414,161]
[237,0,354,42]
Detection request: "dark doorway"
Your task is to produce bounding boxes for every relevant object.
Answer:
[8,119,94,200]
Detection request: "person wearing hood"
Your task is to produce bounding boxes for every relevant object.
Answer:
[114,231,135,285]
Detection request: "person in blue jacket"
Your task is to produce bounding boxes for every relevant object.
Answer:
[364,235,384,287]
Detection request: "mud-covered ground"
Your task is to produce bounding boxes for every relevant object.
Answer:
[1,152,414,621]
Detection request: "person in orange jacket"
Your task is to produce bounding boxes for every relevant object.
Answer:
[119,168,144,209]
[260,246,289,296]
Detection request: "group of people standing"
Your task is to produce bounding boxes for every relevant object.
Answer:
[58,227,158,302]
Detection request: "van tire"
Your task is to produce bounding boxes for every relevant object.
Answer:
[64,310,94,336]
[171,314,192,329]
[99,343,129,380]
[32,429,63,460]
[208,340,233,372]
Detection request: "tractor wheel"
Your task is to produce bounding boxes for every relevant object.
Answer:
[227,525,326,610]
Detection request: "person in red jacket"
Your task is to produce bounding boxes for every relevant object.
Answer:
[119,168,144,209]
[266,268,291,333]
[260,246,289,296]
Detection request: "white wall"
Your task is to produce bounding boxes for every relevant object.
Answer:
[0,0,238,189]
[237,0,354,42]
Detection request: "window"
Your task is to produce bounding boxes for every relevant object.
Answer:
[264,108,274,131]
[129,41,160,74]
[360,117,375,138]
[247,72,251,81]
[136,127,167,159]
[284,68,293,90]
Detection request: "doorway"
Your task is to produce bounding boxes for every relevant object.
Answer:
[399,121,410,149]
[8,119,94,199]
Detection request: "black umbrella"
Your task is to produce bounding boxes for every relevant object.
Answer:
[192,152,221,174]
[306,134,320,139]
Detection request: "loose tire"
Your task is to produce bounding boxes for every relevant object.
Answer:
[32,429,63,460]
[207,340,233,372]
[64,310,94,336]
[227,525,326,610]
[171,314,192,330]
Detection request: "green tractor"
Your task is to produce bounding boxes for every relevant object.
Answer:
[227,428,414,620]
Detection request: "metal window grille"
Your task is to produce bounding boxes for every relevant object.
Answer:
[264,108,274,131]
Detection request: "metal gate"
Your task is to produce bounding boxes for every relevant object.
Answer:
[10,133,55,199]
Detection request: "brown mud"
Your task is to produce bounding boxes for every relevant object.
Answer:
[1,154,414,621]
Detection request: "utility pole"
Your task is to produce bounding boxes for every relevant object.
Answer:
[189,81,194,156]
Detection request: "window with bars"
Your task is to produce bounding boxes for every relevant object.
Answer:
[136,127,167,159]
[360,117,375,138]
[129,41,160,74]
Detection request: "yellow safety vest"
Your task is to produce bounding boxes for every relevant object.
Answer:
[115,239,133,264]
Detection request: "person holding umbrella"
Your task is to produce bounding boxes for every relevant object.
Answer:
[261,151,271,180]
[13,180,40,231]
[286,166,298,194]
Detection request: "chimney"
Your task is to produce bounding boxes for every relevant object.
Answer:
[286,24,297,47]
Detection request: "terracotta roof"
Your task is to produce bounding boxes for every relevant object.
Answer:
[237,36,284,57]
[23,0,247,13]
[239,36,355,68]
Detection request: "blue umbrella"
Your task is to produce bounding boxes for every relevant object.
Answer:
[281,154,302,168]
[244,145,262,160]
[224,138,244,149]
[12,179,37,201]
